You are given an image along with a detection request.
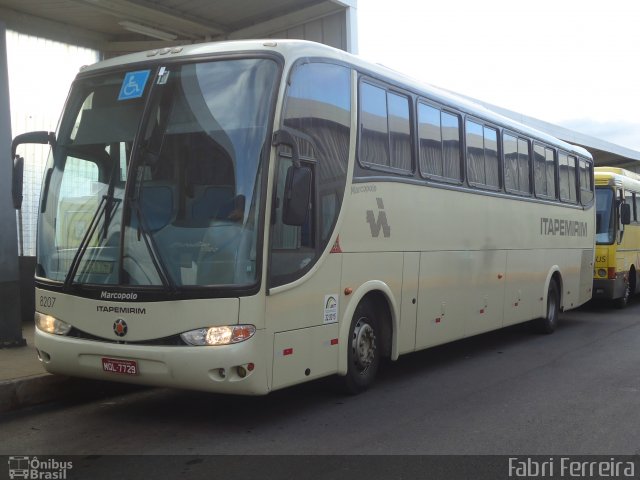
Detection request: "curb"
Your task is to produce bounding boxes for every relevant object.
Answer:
[0,374,143,413]
[0,374,75,413]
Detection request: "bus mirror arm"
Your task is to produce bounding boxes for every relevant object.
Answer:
[272,128,301,166]
[10,131,56,211]
[11,131,56,159]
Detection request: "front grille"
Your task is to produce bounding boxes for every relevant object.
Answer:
[67,327,187,346]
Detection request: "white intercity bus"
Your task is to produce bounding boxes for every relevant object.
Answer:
[11,40,595,394]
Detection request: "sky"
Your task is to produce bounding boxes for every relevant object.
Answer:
[357,0,640,151]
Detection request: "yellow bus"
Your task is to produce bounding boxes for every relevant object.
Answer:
[11,40,595,394]
[593,167,640,307]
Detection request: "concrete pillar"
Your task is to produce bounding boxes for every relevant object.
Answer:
[0,22,25,348]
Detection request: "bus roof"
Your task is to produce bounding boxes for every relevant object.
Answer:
[80,39,591,160]
[595,166,640,187]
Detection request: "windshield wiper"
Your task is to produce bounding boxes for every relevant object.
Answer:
[130,195,176,291]
[63,193,121,289]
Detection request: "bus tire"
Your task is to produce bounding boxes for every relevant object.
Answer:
[342,301,381,394]
[534,280,560,334]
[614,271,634,309]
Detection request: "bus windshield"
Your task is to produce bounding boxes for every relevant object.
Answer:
[596,187,616,244]
[36,57,279,288]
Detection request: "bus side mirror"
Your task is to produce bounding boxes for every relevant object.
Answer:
[282,165,312,226]
[12,155,24,210]
[10,131,56,210]
[621,203,631,225]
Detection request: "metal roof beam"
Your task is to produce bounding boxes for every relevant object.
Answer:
[227,1,342,39]
[69,0,229,38]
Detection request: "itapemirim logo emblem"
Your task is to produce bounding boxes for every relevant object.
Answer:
[113,318,128,337]
[8,456,73,479]
[366,197,391,238]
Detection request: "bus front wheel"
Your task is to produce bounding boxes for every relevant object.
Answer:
[343,301,381,394]
[534,280,560,334]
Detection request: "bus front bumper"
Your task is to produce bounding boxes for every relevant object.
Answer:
[593,274,627,300]
[34,328,270,395]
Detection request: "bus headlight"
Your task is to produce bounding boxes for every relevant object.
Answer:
[597,269,607,278]
[180,325,256,346]
[35,312,71,335]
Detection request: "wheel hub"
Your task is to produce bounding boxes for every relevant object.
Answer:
[352,318,376,372]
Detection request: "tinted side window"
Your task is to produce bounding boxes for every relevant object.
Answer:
[442,112,462,180]
[466,120,499,188]
[360,82,389,168]
[504,134,531,194]
[388,92,411,171]
[625,190,635,222]
[418,102,462,182]
[418,103,442,176]
[359,80,412,173]
[559,152,578,203]
[534,143,556,199]
[578,158,594,205]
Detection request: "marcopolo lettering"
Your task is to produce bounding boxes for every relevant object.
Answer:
[100,291,138,300]
[540,218,588,237]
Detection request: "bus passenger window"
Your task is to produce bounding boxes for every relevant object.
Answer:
[559,153,577,203]
[534,144,557,199]
[625,190,635,222]
[466,120,499,188]
[504,134,531,194]
[418,104,461,182]
[387,92,412,172]
[360,81,412,173]
[578,158,594,205]
[360,83,390,168]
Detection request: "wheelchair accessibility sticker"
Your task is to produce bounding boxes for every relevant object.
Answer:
[118,70,150,100]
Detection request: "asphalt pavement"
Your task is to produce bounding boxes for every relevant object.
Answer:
[2,299,640,455]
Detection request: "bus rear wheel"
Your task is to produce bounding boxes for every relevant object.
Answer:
[614,270,635,309]
[342,301,381,394]
[534,280,560,334]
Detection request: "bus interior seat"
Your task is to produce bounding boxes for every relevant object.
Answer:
[130,184,175,232]
[191,186,235,222]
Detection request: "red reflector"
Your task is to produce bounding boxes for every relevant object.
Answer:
[283,348,293,356]
[435,317,441,323]
[330,338,339,345]
[608,267,617,280]
[330,236,342,253]
[247,363,255,371]
[480,309,485,314]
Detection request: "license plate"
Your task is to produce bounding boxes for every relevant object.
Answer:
[102,357,138,376]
